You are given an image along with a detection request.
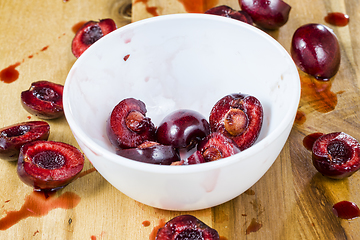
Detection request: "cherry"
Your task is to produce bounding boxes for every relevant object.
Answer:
[198,132,241,162]
[205,5,253,25]
[209,93,263,151]
[312,132,360,179]
[116,141,180,165]
[17,140,84,191]
[0,121,50,161]
[21,81,64,119]
[156,109,210,150]
[239,0,291,30]
[291,23,341,80]
[107,98,156,149]
[156,215,220,240]
[71,18,117,58]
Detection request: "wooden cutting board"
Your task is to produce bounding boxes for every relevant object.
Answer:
[1,0,360,239]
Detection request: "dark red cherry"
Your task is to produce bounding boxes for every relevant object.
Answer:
[17,141,84,191]
[312,132,360,179]
[116,141,180,165]
[209,93,263,151]
[0,121,50,161]
[107,98,156,149]
[205,5,253,25]
[239,0,291,30]
[198,132,241,162]
[156,109,210,150]
[71,18,117,58]
[21,81,64,119]
[156,215,220,240]
[291,23,341,80]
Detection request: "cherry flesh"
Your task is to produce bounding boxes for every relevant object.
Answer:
[198,132,241,162]
[156,109,210,150]
[156,215,220,240]
[116,141,180,165]
[21,81,64,119]
[312,132,360,179]
[71,18,117,58]
[209,93,263,151]
[107,98,156,149]
[239,0,291,30]
[0,121,50,161]
[205,5,253,25]
[291,23,341,80]
[17,140,84,191]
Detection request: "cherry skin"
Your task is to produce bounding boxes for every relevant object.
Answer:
[291,23,341,80]
[156,109,210,150]
[312,132,360,179]
[17,140,85,191]
[205,5,253,25]
[0,121,50,161]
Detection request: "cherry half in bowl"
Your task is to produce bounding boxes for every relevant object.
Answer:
[17,140,85,191]
[107,98,156,149]
[0,121,50,161]
[209,93,263,151]
[21,81,64,119]
[156,215,220,240]
[312,132,360,179]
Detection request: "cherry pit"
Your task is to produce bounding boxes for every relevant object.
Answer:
[107,93,264,165]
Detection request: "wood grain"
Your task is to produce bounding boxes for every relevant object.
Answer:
[1,0,360,239]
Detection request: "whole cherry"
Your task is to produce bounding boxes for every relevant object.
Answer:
[312,132,360,179]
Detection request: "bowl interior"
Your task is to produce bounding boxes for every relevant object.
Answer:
[64,13,300,170]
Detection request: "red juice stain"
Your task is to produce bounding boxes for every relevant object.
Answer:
[295,111,306,125]
[28,55,34,59]
[72,21,87,34]
[303,132,324,151]
[41,46,49,51]
[245,218,262,235]
[149,218,166,240]
[33,230,39,236]
[178,0,219,13]
[333,201,360,219]
[0,191,81,230]
[91,236,96,240]
[325,12,349,27]
[134,0,159,16]
[300,73,337,113]
[27,116,32,119]
[0,62,21,83]
[124,54,130,61]
[142,220,150,227]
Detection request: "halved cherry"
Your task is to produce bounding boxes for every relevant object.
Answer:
[17,141,84,191]
[0,121,50,161]
[116,141,180,165]
[107,98,156,149]
[312,132,360,179]
[198,132,241,162]
[21,81,64,119]
[156,215,220,240]
[71,18,117,58]
[205,5,253,25]
[209,93,263,151]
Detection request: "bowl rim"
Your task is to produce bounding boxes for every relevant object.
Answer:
[63,13,301,175]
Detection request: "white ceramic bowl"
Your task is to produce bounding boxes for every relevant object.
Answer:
[63,13,300,211]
